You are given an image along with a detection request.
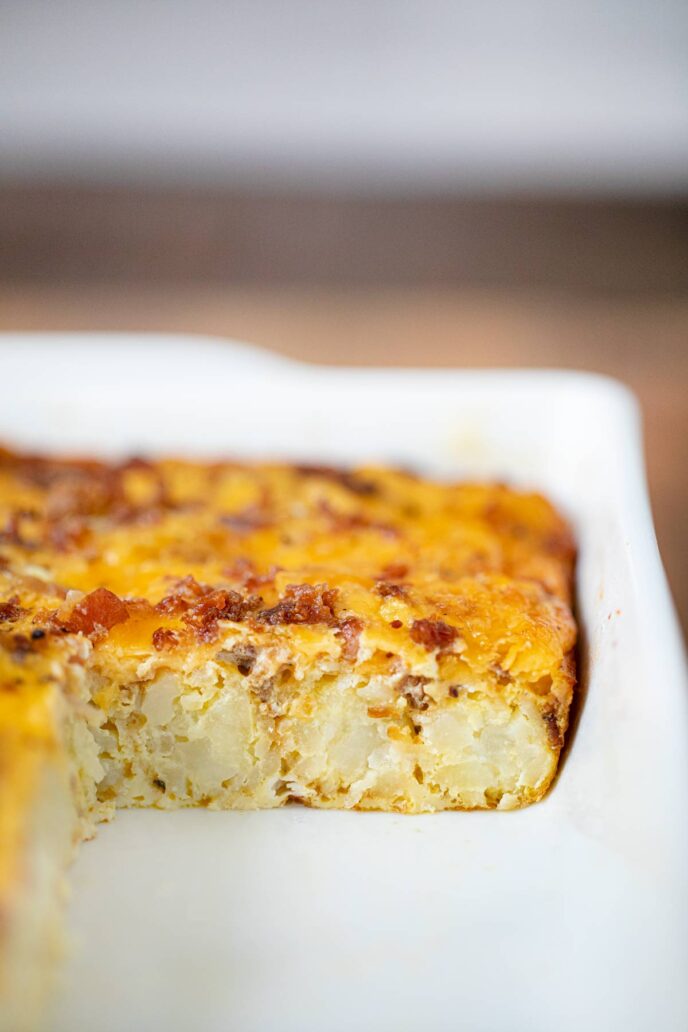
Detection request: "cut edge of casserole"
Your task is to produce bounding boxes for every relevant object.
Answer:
[0,448,577,1029]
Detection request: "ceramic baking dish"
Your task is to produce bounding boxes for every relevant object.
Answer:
[2,334,687,1032]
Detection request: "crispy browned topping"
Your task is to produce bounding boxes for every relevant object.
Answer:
[182,589,262,643]
[59,588,130,637]
[318,500,398,539]
[152,628,180,651]
[155,575,209,615]
[257,583,338,626]
[409,618,458,651]
[0,598,23,623]
[295,464,380,497]
[376,581,407,598]
[225,558,281,593]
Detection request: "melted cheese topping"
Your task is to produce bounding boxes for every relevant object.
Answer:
[0,448,577,829]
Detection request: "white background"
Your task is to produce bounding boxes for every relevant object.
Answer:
[1,0,687,194]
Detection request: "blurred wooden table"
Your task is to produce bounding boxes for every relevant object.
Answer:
[1,284,686,633]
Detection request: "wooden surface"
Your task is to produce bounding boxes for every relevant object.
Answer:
[1,283,686,632]
[1,185,687,294]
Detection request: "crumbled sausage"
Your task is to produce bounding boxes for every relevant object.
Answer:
[398,674,431,710]
[218,642,258,676]
[250,677,275,704]
[336,616,363,661]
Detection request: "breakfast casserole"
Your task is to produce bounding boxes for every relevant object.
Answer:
[0,446,577,1029]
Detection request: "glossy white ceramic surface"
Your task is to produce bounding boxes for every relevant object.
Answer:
[2,335,686,1032]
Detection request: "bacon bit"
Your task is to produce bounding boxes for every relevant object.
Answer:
[156,577,262,642]
[390,619,403,629]
[152,628,180,651]
[0,597,23,623]
[379,562,408,580]
[376,581,407,598]
[224,558,281,593]
[336,616,363,661]
[156,575,208,614]
[410,618,457,651]
[258,583,338,626]
[59,588,130,636]
[182,590,262,643]
[295,464,380,497]
[220,507,272,534]
[398,674,431,710]
[318,500,398,538]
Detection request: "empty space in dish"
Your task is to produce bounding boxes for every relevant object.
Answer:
[2,335,687,1032]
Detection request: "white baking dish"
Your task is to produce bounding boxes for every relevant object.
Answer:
[2,334,687,1032]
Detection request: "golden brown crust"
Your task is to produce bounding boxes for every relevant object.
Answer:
[0,445,577,827]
